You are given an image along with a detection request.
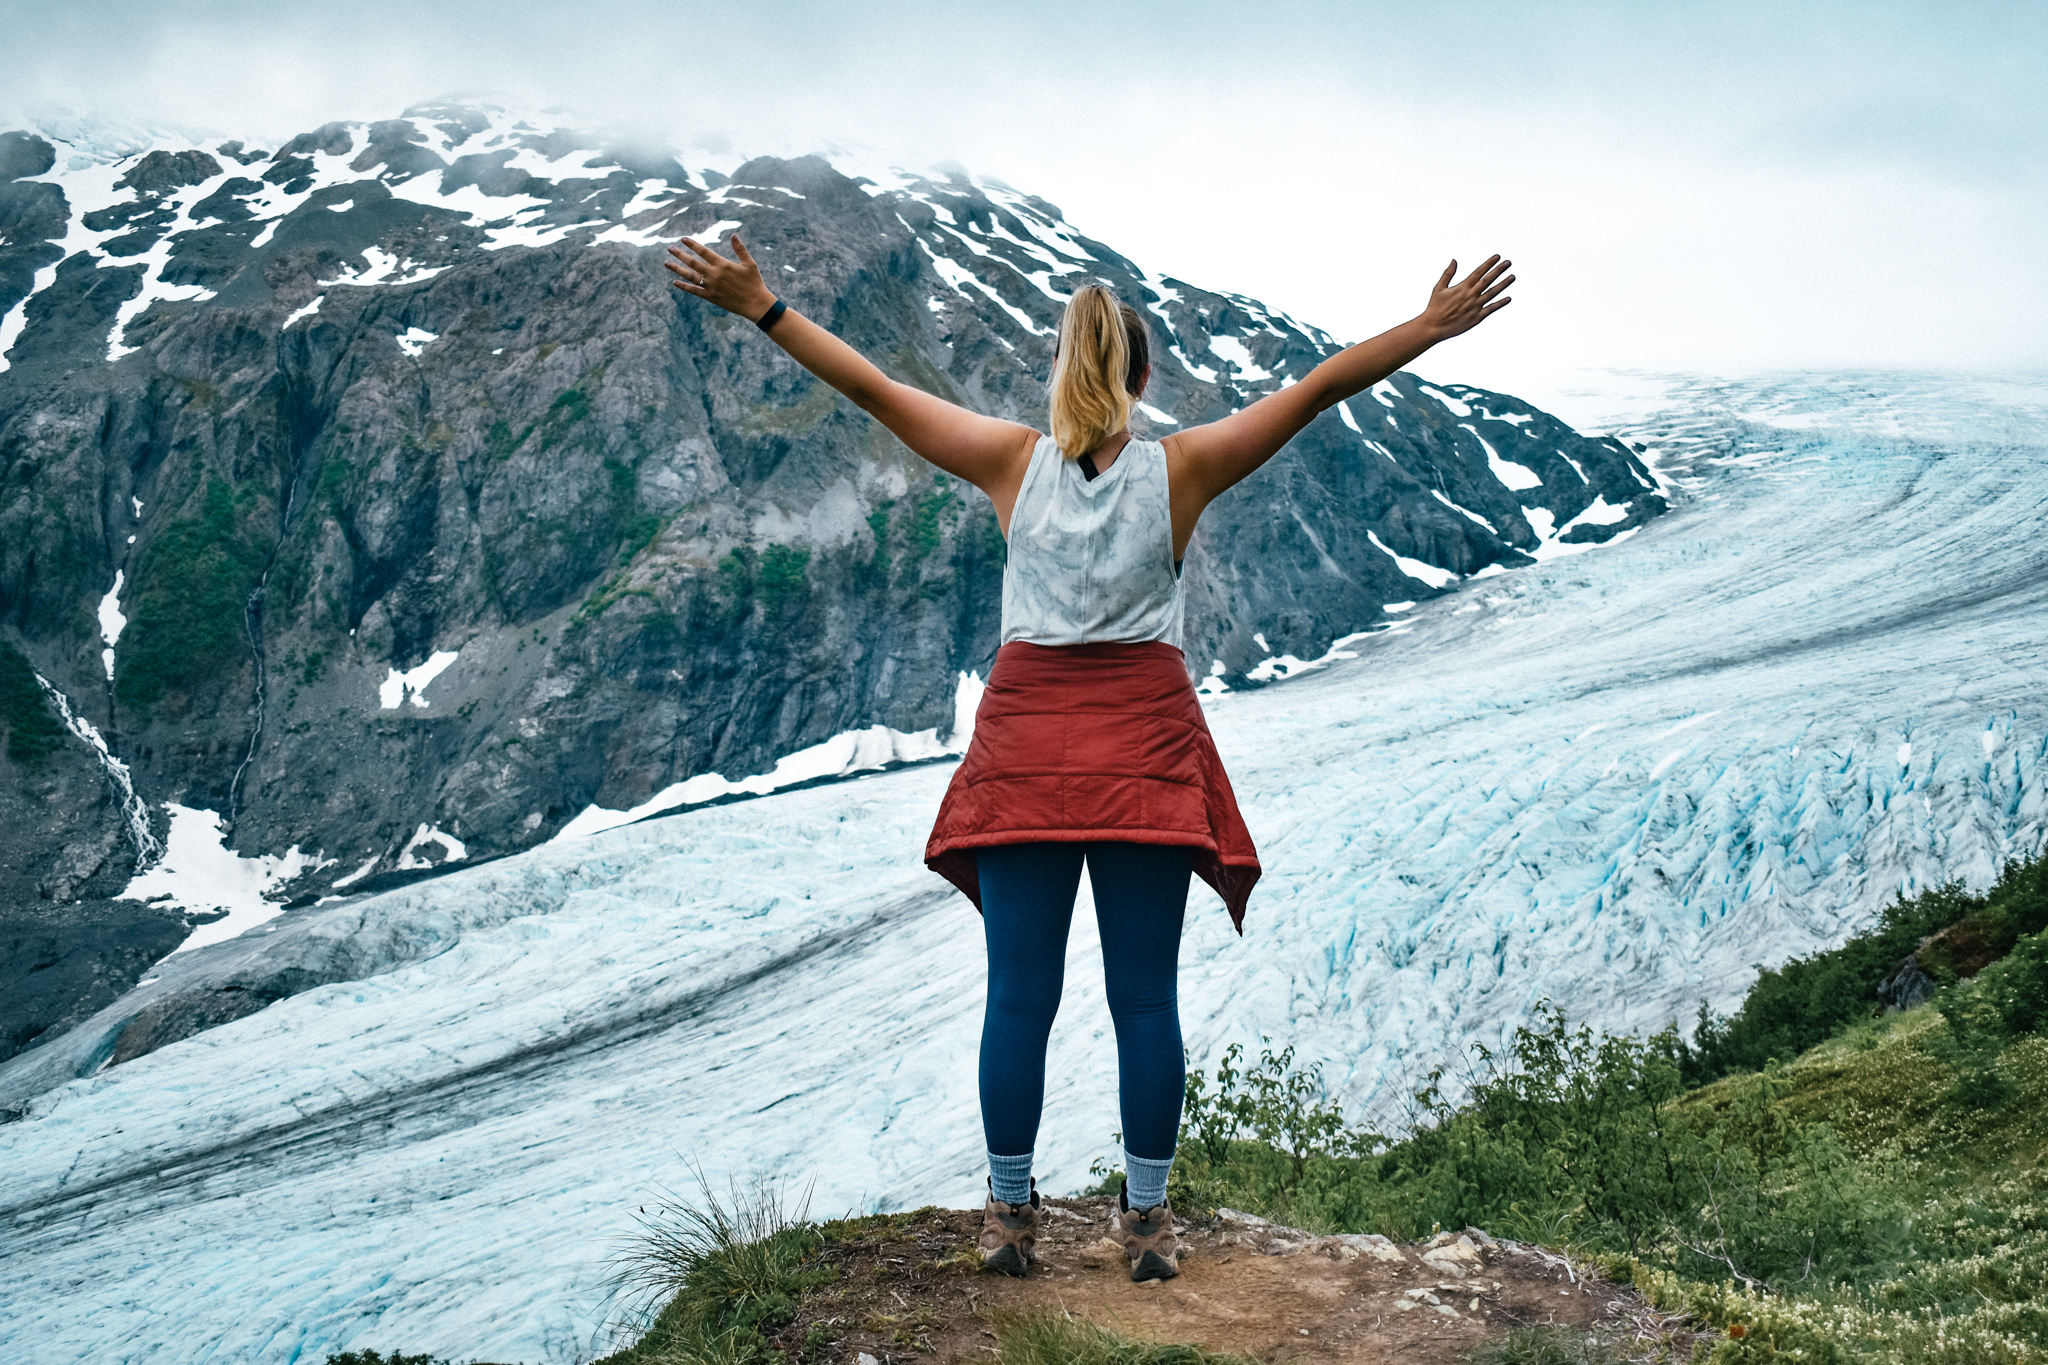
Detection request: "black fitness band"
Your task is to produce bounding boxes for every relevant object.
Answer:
[756,298,788,331]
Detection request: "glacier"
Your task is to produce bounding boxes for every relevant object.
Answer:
[1,369,2046,1364]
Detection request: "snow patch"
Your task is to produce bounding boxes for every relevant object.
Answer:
[97,571,127,680]
[1565,496,1630,529]
[397,824,468,872]
[282,294,325,327]
[1168,345,1220,383]
[1461,424,1543,491]
[1207,335,1272,381]
[1367,531,1458,589]
[554,671,985,842]
[1419,385,1472,417]
[121,805,333,955]
[378,651,459,709]
[395,327,437,358]
[1136,401,1179,426]
[1429,489,1494,532]
[1246,653,1317,683]
[319,246,447,289]
[332,856,381,889]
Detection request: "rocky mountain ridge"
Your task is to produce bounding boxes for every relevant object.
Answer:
[0,104,1663,1058]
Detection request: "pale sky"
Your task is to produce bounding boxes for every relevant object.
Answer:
[10,0,2046,397]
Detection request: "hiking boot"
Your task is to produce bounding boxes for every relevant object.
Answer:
[979,1180,1040,1276]
[1110,1183,1181,1281]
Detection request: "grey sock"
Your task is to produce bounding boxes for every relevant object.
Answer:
[1124,1149,1172,1209]
[988,1151,1034,1205]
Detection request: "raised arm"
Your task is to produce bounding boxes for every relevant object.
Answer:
[1162,255,1513,552]
[667,235,1038,521]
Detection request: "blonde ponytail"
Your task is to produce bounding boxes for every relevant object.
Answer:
[1049,284,1150,458]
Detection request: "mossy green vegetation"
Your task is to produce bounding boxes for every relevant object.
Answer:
[538,377,596,454]
[0,641,67,770]
[901,476,955,565]
[757,544,811,613]
[702,543,811,624]
[1171,852,2048,1363]
[865,498,895,576]
[115,475,272,715]
[1465,1325,1635,1365]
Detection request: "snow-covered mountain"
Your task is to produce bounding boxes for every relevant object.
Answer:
[0,105,1662,1058]
[1,370,2042,1365]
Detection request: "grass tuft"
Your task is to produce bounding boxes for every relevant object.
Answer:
[599,1178,829,1365]
[993,1311,1257,1365]
[1461,1325,1634,1365]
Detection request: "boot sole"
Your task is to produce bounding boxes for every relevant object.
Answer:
[1129,1250,1179,1282]
[982,1243,1030,1277]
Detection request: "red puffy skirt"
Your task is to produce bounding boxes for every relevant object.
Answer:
[924,641,1262,932]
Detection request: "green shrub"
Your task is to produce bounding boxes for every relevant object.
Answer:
[115,475,270,715]
[1683,853,2048,1083]
[758,544,810,612]
[0,641,66,770]
[1922,856,2048,985]
[1953,929,2048,1040]
[1931,927,2048,1109]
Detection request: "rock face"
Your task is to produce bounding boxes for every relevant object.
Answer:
[0,104,1663,1058]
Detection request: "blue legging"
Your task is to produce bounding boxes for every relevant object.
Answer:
[977,841,1191,1162]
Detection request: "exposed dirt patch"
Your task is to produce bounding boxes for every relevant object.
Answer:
[782,1198,1698,1363]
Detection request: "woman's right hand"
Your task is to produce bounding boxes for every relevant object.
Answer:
[666,234,778,321]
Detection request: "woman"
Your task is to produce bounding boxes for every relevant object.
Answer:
[667,233,1511,1281]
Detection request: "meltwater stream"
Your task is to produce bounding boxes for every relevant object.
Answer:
[2,372,2045,1364]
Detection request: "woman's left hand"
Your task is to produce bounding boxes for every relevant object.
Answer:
[666,234,778,320]
[1419,255,1514,341]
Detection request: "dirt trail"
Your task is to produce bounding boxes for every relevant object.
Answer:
[791,1197,1697,1363]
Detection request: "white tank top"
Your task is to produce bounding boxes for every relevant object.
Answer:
[1000,435,1185,649]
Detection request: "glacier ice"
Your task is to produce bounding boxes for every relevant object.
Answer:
[1,373,2045,1363]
